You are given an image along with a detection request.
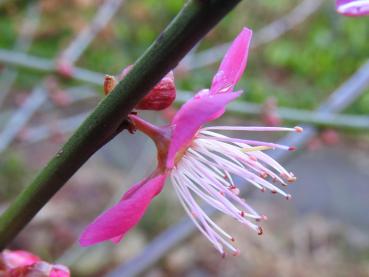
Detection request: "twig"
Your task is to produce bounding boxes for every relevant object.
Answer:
[0,86,97,129]
[58,0,125,65]
[22,112,90,144]
[180,0,323,70]
[0,0,244,250]
[0,86,48,153]
[0,49,104,84]
[0,3,40,107]
[106,58,369,277]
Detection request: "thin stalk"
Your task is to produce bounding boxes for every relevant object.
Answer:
[0,0,242,249]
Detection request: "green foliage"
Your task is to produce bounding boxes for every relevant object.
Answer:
[0,152,29,201]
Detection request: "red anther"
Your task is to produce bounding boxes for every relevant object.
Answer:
[286,194,292,200]
[232,249,241,256]
[262,215,268,221]
[294,126,303,133]
[223,174,228,179]
[257,226,263,235]
[287,176,297,183]
[271,190,277,194]
[260,172,268,179]
[288,146,297,151]
[220,191,225,196]
[221,252,226,259]
[240,211,245,217]
[260,187,266,192]
[230,237,235,242]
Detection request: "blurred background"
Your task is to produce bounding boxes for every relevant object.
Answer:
[1,0,369,276]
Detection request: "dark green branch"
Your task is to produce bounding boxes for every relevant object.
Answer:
[0,0,242,249]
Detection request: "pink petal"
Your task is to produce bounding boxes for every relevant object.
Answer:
[79,173,167,246]
[2,250,40,268]
[167,90,242,168]
[50,265,70,277]
[336,0,369,16]
[210,28,252,94]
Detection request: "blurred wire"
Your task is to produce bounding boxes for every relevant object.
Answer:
[180,0,324,70]
[0,85,48,153]
[0,3,40,107]
[0,49,104,84]
[0,0,126,153]
[176,91,369,130]
[57,0,125,65]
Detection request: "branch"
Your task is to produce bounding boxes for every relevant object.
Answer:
[0,0,242,250]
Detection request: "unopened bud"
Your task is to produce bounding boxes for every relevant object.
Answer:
[103,75,117,96]
[116,65,176,110]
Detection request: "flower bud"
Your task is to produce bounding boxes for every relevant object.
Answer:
[0,249,70,276]
[104,65,176,111]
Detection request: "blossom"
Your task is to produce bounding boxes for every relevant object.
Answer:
[80,28,302,256]
[0,249,70,276]
[336,0,369,16]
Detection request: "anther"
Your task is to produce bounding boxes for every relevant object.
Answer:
[231,237,235,242]
[260,172,268,179]
[288,146,297,151]
[240,211,245,217]
[287,173,297,183]
[257,226,263,235]
[232,249,241,256]
[294,126,303,133]
[286,194,292,200]
[229,185,240,195]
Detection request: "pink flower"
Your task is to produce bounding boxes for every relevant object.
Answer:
[80,28,302,256]
[336,0,369,16]
[0,249,70,276]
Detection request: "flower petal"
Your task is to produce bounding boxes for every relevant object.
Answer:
[167,90,242,168]
[79,173,167,246]
[210,28,252,94]
[336,0,369,16]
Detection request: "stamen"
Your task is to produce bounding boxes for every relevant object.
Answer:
[243,146,273,152]
[257,226,263,235]
[294,126,303,133]
[203,126,301,132]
